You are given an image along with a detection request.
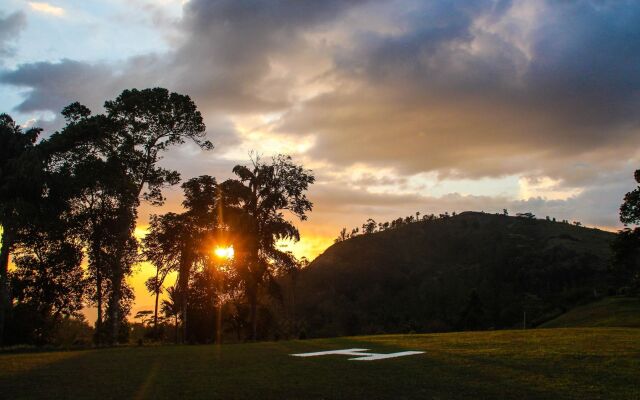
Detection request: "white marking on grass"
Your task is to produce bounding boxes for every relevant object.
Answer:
[349,351,425,361]
[291,348,425,361]
[291,348,370,357]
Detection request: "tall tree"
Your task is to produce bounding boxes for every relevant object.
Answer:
[143,213,187,340]
[44,105,137,344]
[0,114,43,345]
[220,155,314,340]
[102,88,211,342]
[48,88,211,343]
[142,176,219,342]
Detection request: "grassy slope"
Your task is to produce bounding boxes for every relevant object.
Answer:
[540,297,640,328]
[1,328,639,400]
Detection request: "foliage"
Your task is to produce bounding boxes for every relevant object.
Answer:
[220,154,315,339]
[0,114,43,345]
[613,168,640,292]
[42,87,211,344]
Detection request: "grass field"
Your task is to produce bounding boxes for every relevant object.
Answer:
[1,328,639,399]
[540,297,640,328]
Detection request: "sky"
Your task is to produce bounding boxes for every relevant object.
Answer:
[2,0,640,320]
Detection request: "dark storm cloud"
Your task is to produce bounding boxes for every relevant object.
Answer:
[279,0,640,180]
[167,0,372,112]
[0,11,26,58]
[1,59,119,113]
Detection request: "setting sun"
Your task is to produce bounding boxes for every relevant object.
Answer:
[213,246,234,259]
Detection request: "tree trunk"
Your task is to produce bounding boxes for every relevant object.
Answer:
[215,304,222,344]
[95,269,102,345]
[0,228,12,346]
[109,243,124,345]
[178,254,190,344]
[174,315,178,344]
[290,275,297,338]
[92,239,103,345]
[181,297,187,344]
[109,272,121,345]
[250,298,258,341]
[153,289,160,340]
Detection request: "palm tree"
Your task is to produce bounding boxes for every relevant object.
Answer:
[161,286,181,344]
[220,155,314,340]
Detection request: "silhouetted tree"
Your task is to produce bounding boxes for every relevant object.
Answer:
[45,107,137,344]
[334,228,349,243]
[101,88,211,342]
[144,269,172,339]
[362,218,377,234]
[161,286,181,343]
[613,169,640,292]
[220,154,314,340]
[142,176,219,342]
[0,115,44,344]
[47,88,210,343]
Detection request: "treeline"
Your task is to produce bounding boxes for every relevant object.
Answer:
[335,210,585,243]
[0,88,314,346]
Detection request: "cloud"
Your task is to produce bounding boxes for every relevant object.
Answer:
[1,59,119,113]
[308,165,634,234]
[0,11,26,58]
[276,0,640,182]
[28,2,65,17]
[2,0,639,234]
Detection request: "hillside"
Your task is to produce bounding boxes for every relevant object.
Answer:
[295,212,617,337]
[1,329,639,399]
[540,296,640,328]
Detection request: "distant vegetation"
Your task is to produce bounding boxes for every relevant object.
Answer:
[334,209,584,244]
[297,212,619,337]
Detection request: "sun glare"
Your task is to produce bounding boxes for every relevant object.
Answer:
[214,246,235,259]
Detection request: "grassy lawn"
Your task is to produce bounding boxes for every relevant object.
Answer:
[1,328,639,399]
[540,297,640,328]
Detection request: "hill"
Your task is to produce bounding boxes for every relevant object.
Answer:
[1,329,638,399]
[540,296,640,328]
[295,212,617,337]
